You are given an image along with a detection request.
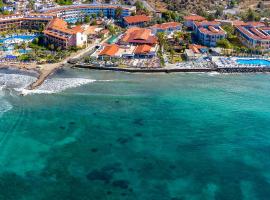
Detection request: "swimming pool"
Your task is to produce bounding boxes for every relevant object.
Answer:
[236,59,270,66]
[107,35,119,44]
[0,35,39,44]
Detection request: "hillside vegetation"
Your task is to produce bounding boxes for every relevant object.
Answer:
[150,0,261,13]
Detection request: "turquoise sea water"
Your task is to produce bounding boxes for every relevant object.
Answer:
[1,69,270,199]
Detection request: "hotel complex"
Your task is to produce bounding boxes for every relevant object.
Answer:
[95,27,158,59]
[0,1,269,66]
[193,21,226,47]
[0,4,135,50]
[40,4,136,23]
[235,22,270,51]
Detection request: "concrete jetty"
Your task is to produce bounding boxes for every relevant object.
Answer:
[28,63,64,90]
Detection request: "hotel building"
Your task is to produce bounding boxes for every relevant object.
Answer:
[235,22,270,51]
[0,14,54,32]
[40,4,136,23]
[194,21,226,47]
[43,18,87,49]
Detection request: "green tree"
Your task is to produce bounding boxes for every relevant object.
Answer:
[107,25,116,35]
[135,1,144,11]
[207,13,215,21]
[98,11,104,18]
[91,13,97,19]
[115,7,123,19]
[49,44,55,51]
[33,38,39,45]
[85,15,90,23]
[217,38,232,49]
[157,32,167,51]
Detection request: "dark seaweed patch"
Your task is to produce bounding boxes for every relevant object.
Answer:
[116,137,130,144]
[133,118,144,126]
[134,132,143,137]
[101,163,122,174]
[91,148,98,153]
[86,170,112,183]
[112,180,129,189]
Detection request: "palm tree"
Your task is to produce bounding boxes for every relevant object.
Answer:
[115,7,123,19]
[157,32,166,52]
[173,31,183,43]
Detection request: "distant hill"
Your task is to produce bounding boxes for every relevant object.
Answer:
[147,0,261,13]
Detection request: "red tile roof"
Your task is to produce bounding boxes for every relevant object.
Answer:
[121,27,157,45]
[189,44,206,54]
[246,22,265,27]
[134,44,152,54]
[184,15,206,22]
[72,25,84,33]
[46,18,84,35]
[123,15,150,24]
[151,22,181,30]
[235,25,270,41]
[99,44,119,56]
[194,20,220,27]
[232,20,246,26]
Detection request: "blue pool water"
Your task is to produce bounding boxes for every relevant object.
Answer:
[65,18,80,24]
[0,35,39,44]
[18,49,31,54]
[236,59,270,66]
[107,35,119,44]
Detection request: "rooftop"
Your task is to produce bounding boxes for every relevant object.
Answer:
[195,21,226,36]
[184,15,206,22]
[235,22,270,41]
[134,44,152,54]
[99,44,120,57]
[123,15,151,24]
[151,22,181,30]
[121,27,157,45]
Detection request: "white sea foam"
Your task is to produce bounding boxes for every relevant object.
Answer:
[0,96,12,117]
[19,78,96,95]
[0,73,36,90]
[0,72,96,95]
[208,72,220,76]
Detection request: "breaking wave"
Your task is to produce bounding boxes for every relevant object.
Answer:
[20,78,96,95]
[0,71,96,96]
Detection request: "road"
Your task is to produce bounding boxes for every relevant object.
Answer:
[141,0,156,12]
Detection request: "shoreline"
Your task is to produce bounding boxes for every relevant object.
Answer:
[74,64,270,73]
[1,61,270,95]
